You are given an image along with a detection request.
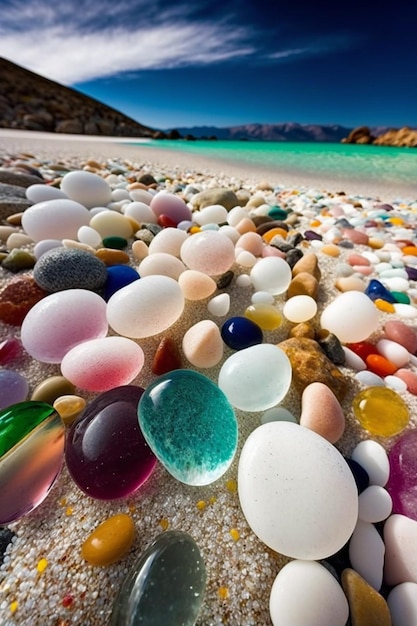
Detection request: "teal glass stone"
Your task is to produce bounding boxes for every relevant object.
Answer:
[391,291,411,304]
[268,206,287,220]
[110,530,206,626]
[138,369,238,486]
[102,236,128,250]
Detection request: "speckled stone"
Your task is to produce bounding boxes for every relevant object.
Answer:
[33,247,107,292]
[0,277,47,325]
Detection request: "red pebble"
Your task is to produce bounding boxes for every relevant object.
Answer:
[346,341,379,361]
[0,337,22,364]
[366,354,398,377]
[395,369,417,395]
[384,320,417,354]
[62,594,74,608]
[158,214,177,228]
[0,277,48,326]
[152,336,182,375]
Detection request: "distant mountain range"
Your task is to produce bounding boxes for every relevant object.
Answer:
[166,123,355,142]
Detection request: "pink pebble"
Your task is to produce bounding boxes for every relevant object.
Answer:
[236,232,264,256]
[300,382,345,443]
[394,369,417,395]
[384,320,417,354]
[343,229,369,246]
[347,253,371,266]
[352,266,373,276]
[261,245,286,258]
[150,192,192,225]
[180,230,235,275]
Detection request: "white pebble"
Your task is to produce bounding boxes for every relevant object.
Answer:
[236,250,257,267]
[148,228,188,256]
[60,170,112,208]
[129,188,154,204]
[261,407,297,424]
[385,375,408,392]
[26,184,67,203]
[207,293,230,317]
[351,440,390,486]
[226,206,247,226]
[250,257,292,295]
[123,201,158,224]
[77,225,102,248]
[358,485,392,522]
[342,346,366,371]
[283,295,317,323]
[236,274,252,288]
[33,239,63,259]
[355,371,385,386]
[387,582,417,626]
[376,338,410,367]
[138,252,186,280]
[382,277,409,292]
[251,291,275,305]
[193,204,228,226]
[349,520,385,590]
[394,303,417,318]
[320,291,379,343]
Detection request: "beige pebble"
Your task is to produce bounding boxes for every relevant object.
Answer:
[178,270,217,300]
[235,217,256,235]
[6,233,33,249]
[292,252,321,281]
[53,394,86,426]
[300,382,345,443]
[138,253,186,280]
[90,211,134,239]
[335,275,366,292]
[31,376,76,404]
[131,240,149,261]
[384,514,417,585]
[6,212,24,226]
[62,239,96,254]
[287,272,319,299]
[236,232,264,256]
[320,243,341,257]
[0,226,18,242]
[182,319,223,368]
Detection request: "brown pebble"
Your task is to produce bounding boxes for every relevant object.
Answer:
[0,277,47,325]
[341,568,392,626]
[288,322,316,339]
[95,248,130,266]
[292,252,321,281]
[255,220,289,236]
[6,212,24,226]
[152,337,182,375]
[300,382,345,443]
[31,376,76,404]
[335,276,366,292]
[287,272,319,299]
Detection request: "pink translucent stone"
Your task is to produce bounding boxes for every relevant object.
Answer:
[387,431,417,521]
[180,231,235,276]
[150,192,192,225]
[0,338,22,364]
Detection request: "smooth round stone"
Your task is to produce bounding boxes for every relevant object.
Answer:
[218,344,292,411]
[384,514,417,585]
[128,188,154,204]
[103,265,140,301]
[77,225,102,248]
[81,514,135,566]
[376,338,410,367]
[384,320,417,353]
[355,370,385,387]
[341,568,392,626]
[60,170,112,208]
[33,247,107,293]
[33,239,63,259]
[31,375,75,404]
[123,201,158,224]
[138,370,237,486]
[238,422,358,559]
[107,276,184,339]
[148,228,188,256]
[358,485,392,522]
[0,369,29,410]
[300,382,345,443]
[394,303,417,318]
[386,430,417,521]
[251,290,275,305]
[0,401,65,523]
[269,560,349,626]
[180,230,235,276]
[110,531,206,626]
[194,204,228,226]
[21,199,90,242]
[207,293,230,317]
[261,406,297,424]
[0,337,21,365]
[387,582,417,626]
[61,337,144,392]
[178,270,217,300]
[395,368,417,394]
[244,303,282,331]
[21,289,108,363]
[182,320,223,368]
[250,257,292,295]
[53,394,86,426]
[385,374,408,392]
[220,316,263,350]
[26,183,67,203]
[351,440,390,487]
[65,386,156,499]
[283,295,318,323]
[349,520,385,590]
[89,211,134,239]
[138,252,186,280]
[352,386,409,437]
[320,291,379,343]
[150,192,192,224]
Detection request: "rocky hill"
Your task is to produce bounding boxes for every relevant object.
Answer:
[0,57,157,137]
[342,125,417,147]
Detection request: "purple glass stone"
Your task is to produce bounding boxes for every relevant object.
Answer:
[386,430,417,521]
[405,266,417,281]
[303,230,323,241]
[0,369,29,410]
[65,385,157,500]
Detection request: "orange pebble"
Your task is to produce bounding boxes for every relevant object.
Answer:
[388,217,404,226]
[402,246,417,256]
[310,220,321,227]
[375,299,395,313]
[262,227,288,243]
[320,244,340,257]
[235,217,256,235]
[368,238,384,249]
[189,226,201,234]
[366,354,398,377]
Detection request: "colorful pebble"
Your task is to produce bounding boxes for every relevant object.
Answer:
[81,514,135,566]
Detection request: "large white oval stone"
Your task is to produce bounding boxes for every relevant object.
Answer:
[320,290,379,343]
[60,170,112,208]
[21,199,90,242]
[238,422,358,559]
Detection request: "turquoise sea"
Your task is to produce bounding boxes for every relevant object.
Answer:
[141,140,417,189]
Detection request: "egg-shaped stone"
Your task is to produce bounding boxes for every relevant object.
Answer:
[138,252,186,279]
[21,199,91,242]
[238,421,358,559]
[26,184,68,203]
[61,337,144,392]
[81,514,136,566]
[387,582,417,626]
[283,295,318,323]
[33,247,108,293]
[218,344,292,411]
[320,291,379,343]
[182,320,224,368]
[250,257,292,295]
[65,386,156,499]
[180,230,235,276]
[148,228,188,256]
[178,270,217,300]
[90,210,134,239]
[0,369,29,411]
[106,275,184,339]
[60,170,112,208]
[300,382,345,443]
[150,192,192,224]
[21,289,108,363]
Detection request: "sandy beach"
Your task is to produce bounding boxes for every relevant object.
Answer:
[1,130,417,625]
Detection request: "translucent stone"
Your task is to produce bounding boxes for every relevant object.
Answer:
[320,291,379,343]
[138,370,237,486]
[21,289,108,363]
[103,265,140,301]
[244,303,282,330]
[218,344,292,411]
[0,369,28,410]
[61,170,112,208]
[61,337,144,392]
[238,422,358,559]
[351,440,390,487]
[261,407,297,424]
[250,257,292,295]
[110,531,206,626]
[65,386,156,499]
[221,316,263,350]
[148,228,187,256]
[352,386,409,437]
[21,199,90,242]
[81,514,135,566]
[386,431,417,521]
[138,252,186,280]
[180,230,235,276]
[0,401,65,523]
[106,275,184,339]
[89,211,133,239]
[178,270,217,300]
[283,295,318,323]
[53,395,86,426]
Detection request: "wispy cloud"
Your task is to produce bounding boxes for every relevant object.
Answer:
[267,34,358,64]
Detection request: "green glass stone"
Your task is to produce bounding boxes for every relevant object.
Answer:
[138,369,238,486]
[0,401,57,456]
[102,236,128,250]
[391,291,410,304]
[268,206,287,220]
[110,530,206,626]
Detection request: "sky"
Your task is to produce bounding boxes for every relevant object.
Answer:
[1,0,416,131]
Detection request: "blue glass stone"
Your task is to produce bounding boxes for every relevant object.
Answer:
[138,370,238,486]
[365,278,396,303]
[110,531,206,626]
[103,265,140,301]
[221,316,263,351]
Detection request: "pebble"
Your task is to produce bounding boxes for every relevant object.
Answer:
[287,271,319,299]
[335,275,366,292]
[2,249,36,272]
[207,293,230,316]
[376,338,410,367]
[394,368,417,394]
[283,295,317,323]
[292,251,321,280]
[90,211,134,239]
[384,320,417,353]
[106,275,184,339]
[393,303,417,318]
[387,582,417,626]
[21,289,108,363]
[0,337,21,364]
[150,192,192,224]
[384,514,417,585]
[352,386,409,437]
[53,394,86,426]
[0,276,47,325]
[341,568,392,626]
[6,233,33,249]
[103,265,140,300]
[220,316,263,350]
[244,303,282,330]
[25,183,67,203]
[148,227,188,256]
[386,430,417,520]
[30,375,75,404]
[81,514,135,566]
[180,230,235,276]
[300,382,345,443]
[152,336,182,375]
[66,386,156,499]
[33,247,107,292]
[33,239,62,259]
[0,369,29,410]
[194,204,228,226]
[182,320,224,368]
[269,560,349,626]
[110,531,206,626]
[0,401,65,523]
[250,257,292,294]
[358,485,392,522]
[95,248,130,266]
[261,406,297,424]
[238,422,358,559]
[191,187,239,210]
[218,343,292,411]
[178,270,217,300]
[351,440,390,486]
[61,336,144,392]
[60,170,112,208]
[21,199,90,242]
[349,520,385,590]
[138,252,186,279]
[138,370,237,485]
[320,290,379,343]
[355,370,385,386]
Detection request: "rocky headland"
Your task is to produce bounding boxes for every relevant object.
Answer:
[342,126,417,148]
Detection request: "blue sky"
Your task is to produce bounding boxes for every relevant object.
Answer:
[1,0,416,131]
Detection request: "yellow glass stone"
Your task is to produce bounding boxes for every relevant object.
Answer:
[262,227,288,243]
[368,237,384,249]
[229,528,240,541]
[37,558,48,573]
[244,303,282,331]
[81,513,135,566]
[352,386,409,437]
[53,395,86,426]
[374,298,395,313]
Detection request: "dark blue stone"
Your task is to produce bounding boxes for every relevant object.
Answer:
[405,266,417,281]
[365,279,396,303]
[221,316,263,350]
[103,265,140,301]
[345,457,370,494]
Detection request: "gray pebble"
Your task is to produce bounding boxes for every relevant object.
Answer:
[33,247,107,292]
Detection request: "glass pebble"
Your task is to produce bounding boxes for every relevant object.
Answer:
[180,230,235,276]
[365,279,396,303]
[103,265,140,301]
[65,386,156,499]
[0,369,28,410]
[138,370,237,486]
[53,395,86,426]
[244,303,282,330]
[261,407,297,424]
[320,291,379,343]
[0,401,65,523]
[218,343,292,411]
[0,338,21,365]
[221,316,263,350]
[386,431,417,521]
[352,386,409,437]
[283,295,318,323]
[250,257,292,295]
[81,514,135,566]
